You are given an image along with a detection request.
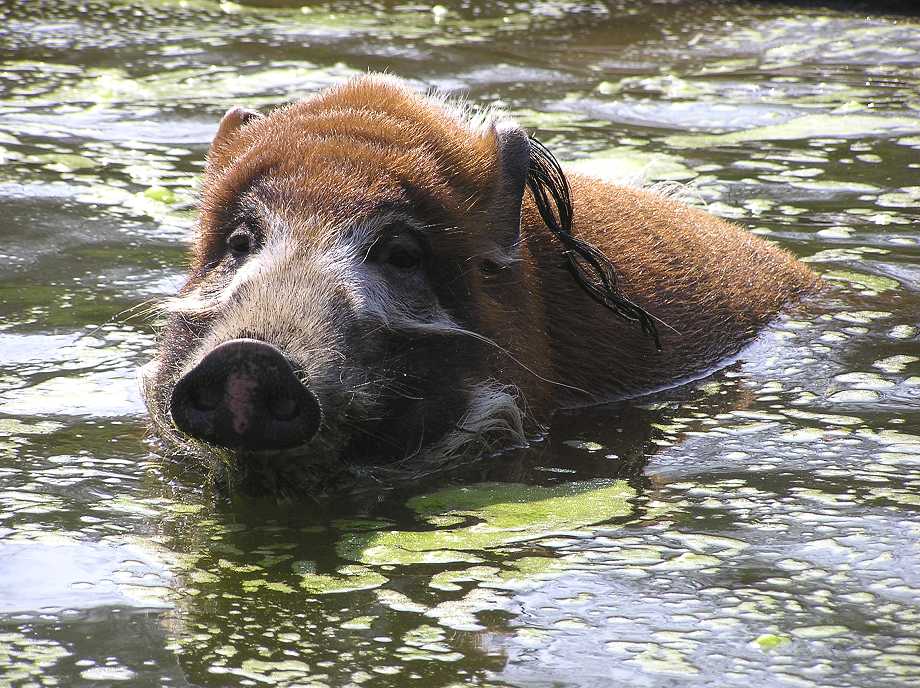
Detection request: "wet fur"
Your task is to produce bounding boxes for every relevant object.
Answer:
[143,74,818,496]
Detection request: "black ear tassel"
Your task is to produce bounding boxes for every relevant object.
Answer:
[525,136,662,351]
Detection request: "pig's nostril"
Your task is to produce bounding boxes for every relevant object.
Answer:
[190,385,220,412]
[268,395,299,421]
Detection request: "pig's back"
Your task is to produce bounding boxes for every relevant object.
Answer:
[518,173,819,403]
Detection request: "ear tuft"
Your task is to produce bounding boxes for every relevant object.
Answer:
[526,136,663,351]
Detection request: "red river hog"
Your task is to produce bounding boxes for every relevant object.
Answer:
[142,75,818,496]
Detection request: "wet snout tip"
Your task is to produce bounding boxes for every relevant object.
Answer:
[170,338,322,451]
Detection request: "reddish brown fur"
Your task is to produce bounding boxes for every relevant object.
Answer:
[518,179,819,408]
[182,74,818,429]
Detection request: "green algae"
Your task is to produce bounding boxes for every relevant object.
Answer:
[889,325,919,340]
[143,185,178,204]
[873,355,919,374]
[78,666,136,681]
[834,372,896,389]
[822,270,900,293]
[337,480,634,567]
[188,569,220,585]
[429,565,503,591]
[241,579,297,594]
[331,518,393,532]
[868,488,920,507]
[833,311,891,325]
[754,633,791,651]
[652,552,721,571]
[0,633,71,687]
[790,625,849,639]
[397,622,465,662]
[29,153,98,172]
[781,410,862,427]
[877,186,920,207]
[0,419,63,436]
[298,565,387,595]
[568,148,696,183]
[376,588,428,614]
[597,74,708,99]
[633,645,700,675]
[787,179,881,193]
[35,64,354,109]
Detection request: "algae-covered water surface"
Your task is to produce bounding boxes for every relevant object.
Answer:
[1,1,919,686]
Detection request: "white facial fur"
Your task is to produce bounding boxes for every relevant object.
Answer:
[419,379,527,471]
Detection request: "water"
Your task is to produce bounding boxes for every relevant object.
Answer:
[1,1,919,686]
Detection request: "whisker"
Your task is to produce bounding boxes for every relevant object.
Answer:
[404,321,592,397]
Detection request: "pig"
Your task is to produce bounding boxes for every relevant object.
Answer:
[142,75,818,496]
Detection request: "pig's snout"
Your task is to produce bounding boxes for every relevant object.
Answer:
[170,339,322,451]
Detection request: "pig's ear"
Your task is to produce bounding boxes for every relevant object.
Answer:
[207,106,262,164]
[489,121,531,249]
[213,106,261,147]
[498,128,664,351]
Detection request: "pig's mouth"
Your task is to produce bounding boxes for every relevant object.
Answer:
[159,336,427,493]
[169,338,325,453]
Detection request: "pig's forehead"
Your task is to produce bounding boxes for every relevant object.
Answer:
[219,103,490,202]
[218,144,461,227]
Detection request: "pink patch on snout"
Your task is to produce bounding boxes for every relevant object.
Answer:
[224,372,261,436]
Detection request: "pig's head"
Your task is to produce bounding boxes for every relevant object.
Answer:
[143,76,550,496]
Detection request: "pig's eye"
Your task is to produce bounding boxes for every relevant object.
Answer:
[227,230,253,256]
[386,245,421,270]
[370,233,423,271]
